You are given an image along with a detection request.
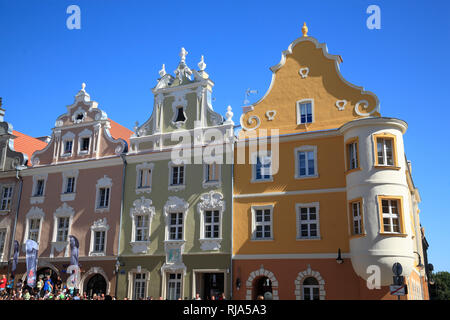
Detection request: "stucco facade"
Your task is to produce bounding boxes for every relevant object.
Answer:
[12,85,132,297]
[117,49,235,300]
[233,26,429,300]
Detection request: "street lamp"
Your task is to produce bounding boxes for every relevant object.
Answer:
[336,248,344,264]
[413,251,424,269]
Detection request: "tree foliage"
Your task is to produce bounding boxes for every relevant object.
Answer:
[430,271,450,300]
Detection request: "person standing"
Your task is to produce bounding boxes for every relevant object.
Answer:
[43,275,53,294]
[0,274,6,295]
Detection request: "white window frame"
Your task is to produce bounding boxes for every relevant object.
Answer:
[163,196,188,243]
[127,268,150,300]
[0,228,7,261]
[302,277,320,300]
[61,131,75,157]
[168,161,186,191]
[251,205,274,241]
[347,141,358,170]
[251,151,273,183]
[50,203,75,257]
[197,191,225,250]
[0,185,14,212]
[296,99,314,125]
[89,218,109,256]
[78,128,92,155]
[95,175,112,213]
[202,162,221,188]
[381,199,401,233]
[294,145,318,179]
[376,137,395,166]
[166,272,183,300]
[129,197,155,254]
[351,201,363,235]
[23,207,45,246]
[30,174,48,204]
[296,202,321,240]
[135,162,154,194]
[61,169,79,202]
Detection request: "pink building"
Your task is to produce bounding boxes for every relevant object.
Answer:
[13,84,132,297]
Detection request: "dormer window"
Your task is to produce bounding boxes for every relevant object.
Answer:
[81,137,90,152]
[175,106,186,123]
[296,100,314,125]
[64,140,73,155]
[76,113,84,121]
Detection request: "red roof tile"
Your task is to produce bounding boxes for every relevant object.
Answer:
[12,130,48,166]
[108,119,133,147]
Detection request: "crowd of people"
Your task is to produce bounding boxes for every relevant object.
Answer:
[0,274,233,301]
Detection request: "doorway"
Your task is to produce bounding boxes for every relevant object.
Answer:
[194,271,225,300]
[253,276,272,300]
[85,274,107,298]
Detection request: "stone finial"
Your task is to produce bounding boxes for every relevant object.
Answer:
[198,55,206,71]
[224,105,234,124]
[0,97,4,122]
[179,47,188,63]
[75,82,91,102]
[302,22,308,37]
[159,64,166,77]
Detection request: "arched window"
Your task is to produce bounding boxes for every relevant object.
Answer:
[302,277,320,300]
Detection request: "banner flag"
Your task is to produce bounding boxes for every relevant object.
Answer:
[25,239,39,288]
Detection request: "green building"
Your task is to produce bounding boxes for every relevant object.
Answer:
[117,49,235,300]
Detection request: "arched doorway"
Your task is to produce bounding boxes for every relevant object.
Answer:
[85,274,107,298]
[253,276,273,300]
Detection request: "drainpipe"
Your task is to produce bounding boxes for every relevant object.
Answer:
[230,137,235,300]
[115,153,127,299]
[7,168,23,284]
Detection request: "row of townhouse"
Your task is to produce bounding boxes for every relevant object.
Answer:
[0,25,431,300]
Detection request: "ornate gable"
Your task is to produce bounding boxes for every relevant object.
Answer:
[240,23,380,136]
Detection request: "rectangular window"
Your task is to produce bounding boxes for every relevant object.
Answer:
[28,218,41,242]
[204,210,220,239]
[298,205,319,239]
[298,151,315,177]
[0,229,6,258]
[381,198,402,233]
[299,101,313,124]
[64,140,73,155]
[350,201,363,235]
[98,187,110,208]
[94,231,106,252]
[347,141,359,170]
[80,137,90,152]
[206,163,219,182]
[254,208,272,240]
[34,179,45,197]
[65,177,75,193]
[0,186,13,211]
[255,155,271,181]
[169,212,183,240]
[135,215,149,242]
[167,273,182,300]
[376,137,394,166]
[133,273,147,300]
[171,166,184,186]
[138,169,152,188]
[56,217,70,242]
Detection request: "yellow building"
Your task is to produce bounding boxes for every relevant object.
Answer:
[232,24,429,300]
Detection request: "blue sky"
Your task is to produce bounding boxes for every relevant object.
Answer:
[0,0,449,272]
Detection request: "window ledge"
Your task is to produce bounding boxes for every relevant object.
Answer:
[0,210,10,216]
[250,178,273,184]
[95,207,110,213]
[168,184,185,192]
[202,181,221,189]
[345,168,362,175]
[349,234,366,239]
[296,237,321,241]
[250,238,274,242]
[61,153,72,158]
[130,241,151,254]
[89,252,106,257]
[60,193,76,202]
[379,232,408,237]
[374,165,401,171]
[78,150,89,155]
[30,196,45,204]
[199,238,222,251]
[295,174,319,180]
[136,187,152,194]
